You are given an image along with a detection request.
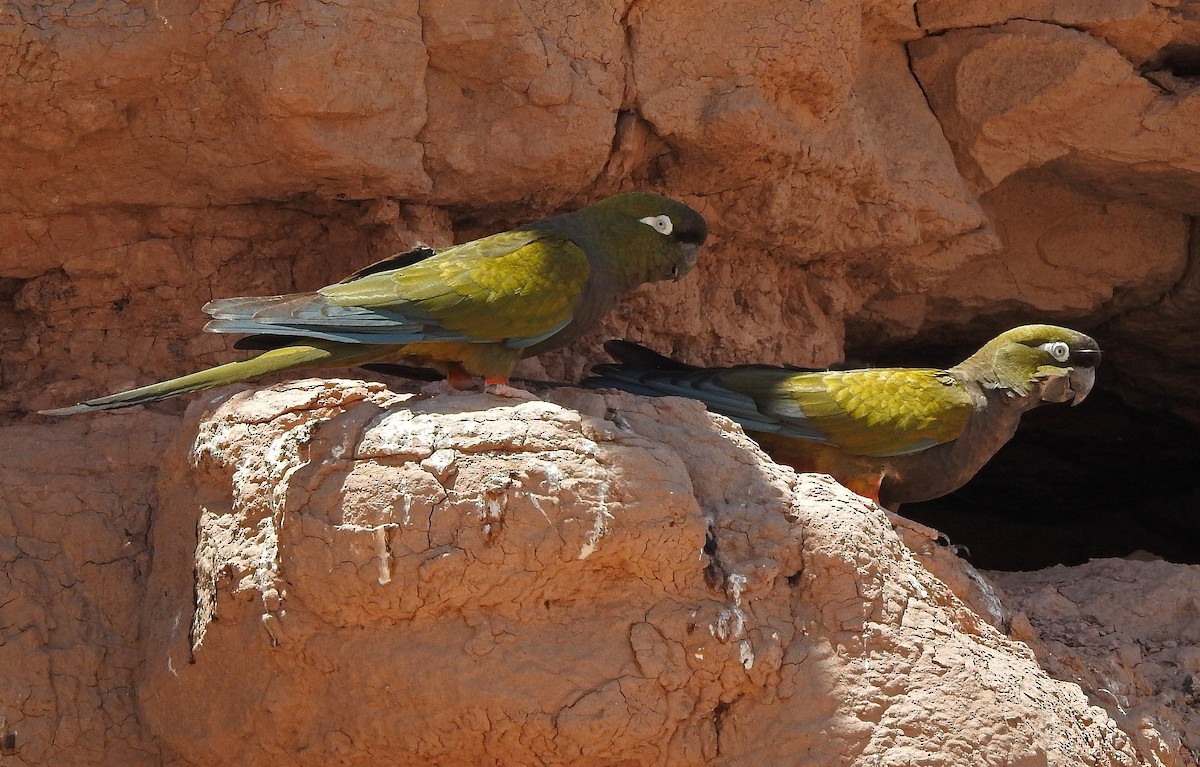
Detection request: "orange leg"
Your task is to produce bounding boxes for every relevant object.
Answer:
[842,474,884,506]
[446,365,475,390]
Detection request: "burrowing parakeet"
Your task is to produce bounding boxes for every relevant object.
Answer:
[587,325,1101,508]
[43,192,707,415]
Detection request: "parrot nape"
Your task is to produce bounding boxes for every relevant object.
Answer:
[42,192,707,416]
[586,325,1101,508]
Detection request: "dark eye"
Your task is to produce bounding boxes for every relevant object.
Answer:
[1038,341,1071,362]
[639,214,673,235]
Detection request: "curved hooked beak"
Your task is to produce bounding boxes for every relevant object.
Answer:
[673,243,701,282]
[1037,362,1098,405]
[1066,364,1097,406]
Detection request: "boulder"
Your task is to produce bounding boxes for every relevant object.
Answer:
[136,380,1144,766]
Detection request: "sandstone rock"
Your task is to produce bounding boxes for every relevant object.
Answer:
[1,0,431,210]
[902,171,1190,332]
[136,380,1143,766]
[916,0,1200,66]
[421,0,626,205]
[0,414,177,767]
[6,0,1197,405]
[631,0,988,263]
[917,0,1154,32]
[3,0,1000,395]
[909,20,1200,210]
[6,1,1200,764]
[1099,220,1200,425]
[993,558,1200,767]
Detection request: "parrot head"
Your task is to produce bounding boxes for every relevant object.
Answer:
[570,192,708,286]
[961,324,1102,406]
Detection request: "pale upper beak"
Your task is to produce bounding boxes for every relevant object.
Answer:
[674,242,701,282]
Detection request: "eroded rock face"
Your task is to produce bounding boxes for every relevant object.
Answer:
[6,1,1200,765]
[6,0,1200,420]
[904,12,1200,425]
[994,559,1200,767]
[0,414,175,767]
[138,380,1143,766]
[908,20,1197,199]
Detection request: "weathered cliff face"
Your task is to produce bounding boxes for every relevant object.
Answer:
[9,0,1199,409]
[4,0,1200,765]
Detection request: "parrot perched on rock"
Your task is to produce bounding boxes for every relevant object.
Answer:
[42,192,707,416]
[587,325,1101,508]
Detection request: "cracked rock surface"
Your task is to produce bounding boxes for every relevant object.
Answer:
[6,1,1200,764]
[133,379,1142,766]
[6,0,1200,421]
[993,559,1200,767]
[7,0,1200,419]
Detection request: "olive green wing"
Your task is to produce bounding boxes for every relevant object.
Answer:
[318,230,589,346]
[205,230,591,348]
[717,367,976,457]
[588,344,977,458]
[587,346,975,456]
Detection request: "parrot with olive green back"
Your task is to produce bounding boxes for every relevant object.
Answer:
[41,192,707,416]
[587,325,1101,508]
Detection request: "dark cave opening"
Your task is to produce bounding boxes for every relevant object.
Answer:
[901,387,1200,571]
[1158,44,1200,79]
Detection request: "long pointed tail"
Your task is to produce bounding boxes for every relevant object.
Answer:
[40,342,380,416]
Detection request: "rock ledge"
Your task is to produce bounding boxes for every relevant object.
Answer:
[139,379,1142,766]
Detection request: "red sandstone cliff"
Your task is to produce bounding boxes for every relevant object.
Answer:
[3,1,1200,764]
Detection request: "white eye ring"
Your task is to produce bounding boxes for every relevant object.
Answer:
[639,214,673,236]
[1039,341,1071,362]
